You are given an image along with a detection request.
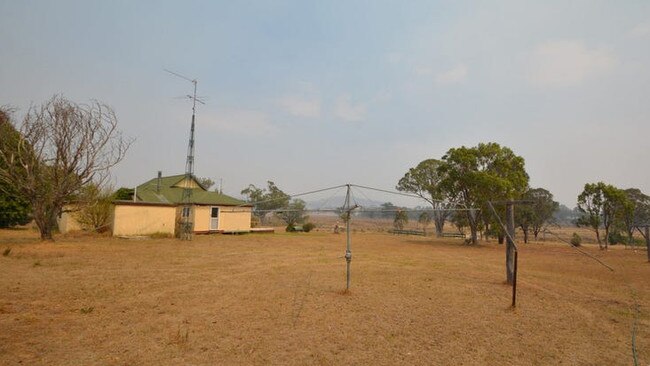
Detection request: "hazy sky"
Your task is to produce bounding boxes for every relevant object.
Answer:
[1,1,649,206]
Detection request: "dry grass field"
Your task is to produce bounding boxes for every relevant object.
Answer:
[0,228,648,365]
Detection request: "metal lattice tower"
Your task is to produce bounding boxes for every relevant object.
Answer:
[165,69,204,240]
[180,92,196,241]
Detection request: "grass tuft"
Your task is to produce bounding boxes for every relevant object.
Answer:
[170,325,189,347]
[149,232,172,239]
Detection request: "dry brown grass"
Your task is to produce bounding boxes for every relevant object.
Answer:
[0,228,648,365]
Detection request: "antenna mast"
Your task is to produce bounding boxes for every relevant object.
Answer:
[165,69,205,241]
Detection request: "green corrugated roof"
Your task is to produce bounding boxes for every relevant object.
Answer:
[135,174,248,206]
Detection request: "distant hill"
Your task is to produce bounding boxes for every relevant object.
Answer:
[304,196,428,210]
[305,196,385,210]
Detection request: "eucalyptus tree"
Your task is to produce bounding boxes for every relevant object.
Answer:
[622,188,650,245]
[577,182,628,249]
[397,159,452,236]
[276,199,308,229]
[515,188,559,243]
[576,183,604,245]
[241,181,290,224]
[437,142,529,245]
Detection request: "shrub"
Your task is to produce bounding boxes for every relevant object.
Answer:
[570,233,581,247]
[607,231,625,245]
[75,185,114,233]
[303,222,315,232]
[393,210,408,230]
[0,194,31,228]
[0,111,32,228]
[113,187,134,201]
[285,224,295,232]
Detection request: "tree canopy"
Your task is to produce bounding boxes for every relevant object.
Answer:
[576,182,629,249]
[113,187,134,201]
[197,177,215,190]
[437,142,529,244]
[619,188,649,245]
[396,159,452,236]
[396,159,445,203]
[0,109,31,228]
[276,199,308,229]
[241,181,290,224]
[515,188,559,243]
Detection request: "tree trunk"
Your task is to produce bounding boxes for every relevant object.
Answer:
[497,234,504,244]
[433,214,444,237]
[603,225,609,250]
[523,228,529,244]
[468,211,479,245]
[33,209,56,241]
[646,227,649,262]
[595,229,602,248]
[626,229,634,250]
[40,225,54,241]
[470,226,478,244]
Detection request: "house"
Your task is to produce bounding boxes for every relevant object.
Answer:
[113,173,252,236]
[59,173,253,237]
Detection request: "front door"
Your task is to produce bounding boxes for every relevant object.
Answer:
[210,207,219,231]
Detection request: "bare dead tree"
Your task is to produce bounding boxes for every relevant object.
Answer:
[0,96,132,240]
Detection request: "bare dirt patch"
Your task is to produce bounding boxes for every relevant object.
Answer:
[0,229,648,365]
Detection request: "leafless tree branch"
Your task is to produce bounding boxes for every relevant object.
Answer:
[0,95,132,240]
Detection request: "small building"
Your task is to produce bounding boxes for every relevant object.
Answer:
[58,173,253,237]
[112,174,252,236]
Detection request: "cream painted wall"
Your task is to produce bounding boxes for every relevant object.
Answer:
[219,208,252,231]
[112,204,176,236]
[191,206,251,232]
[193,206,211,232]
[110,203,250,236]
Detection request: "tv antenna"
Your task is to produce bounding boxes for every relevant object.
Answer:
[165,68,205,241]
